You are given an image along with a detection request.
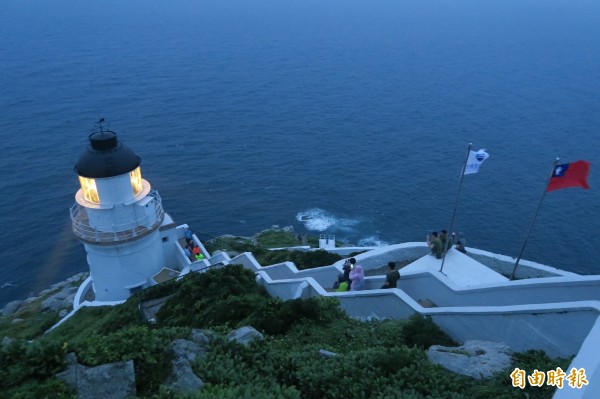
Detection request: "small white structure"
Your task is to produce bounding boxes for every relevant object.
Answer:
[319,234,336,249]
[70,127,186,301]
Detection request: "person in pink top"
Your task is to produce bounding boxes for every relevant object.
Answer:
[348,258,365,291]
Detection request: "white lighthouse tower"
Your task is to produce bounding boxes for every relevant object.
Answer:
[70,125,186,301]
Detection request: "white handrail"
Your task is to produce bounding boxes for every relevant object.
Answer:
[70,190,164,242]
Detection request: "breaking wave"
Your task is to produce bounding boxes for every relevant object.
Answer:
[295,208,359,232]
[357,236,389,247]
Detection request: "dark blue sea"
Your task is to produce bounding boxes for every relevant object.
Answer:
[1,0,600,307]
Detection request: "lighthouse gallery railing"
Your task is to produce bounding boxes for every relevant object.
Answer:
[70,190,165,243]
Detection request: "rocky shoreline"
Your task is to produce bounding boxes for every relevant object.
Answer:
[1,272,88,319]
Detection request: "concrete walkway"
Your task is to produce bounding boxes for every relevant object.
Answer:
[401,249,509,287]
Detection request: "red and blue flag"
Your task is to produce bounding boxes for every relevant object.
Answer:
[546,160,591,192]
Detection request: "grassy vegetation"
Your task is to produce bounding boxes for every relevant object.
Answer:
[0,266,571,398]
[202,235,255,254]
[0,299,60,340]
[254,230,303,248]
[202,230,344,269]
[0,274,89,341]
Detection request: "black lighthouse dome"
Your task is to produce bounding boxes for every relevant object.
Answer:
[75,130,141,178]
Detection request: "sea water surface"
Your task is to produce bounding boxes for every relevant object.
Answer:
[1,0,600,307]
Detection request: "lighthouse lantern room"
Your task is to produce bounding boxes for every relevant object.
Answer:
[70,125,182,301]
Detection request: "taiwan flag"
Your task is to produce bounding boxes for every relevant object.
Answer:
[546,160,591,192]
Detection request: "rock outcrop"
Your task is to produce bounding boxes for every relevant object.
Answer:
[56,352,136,399]
[191,329,213,346]
[1,272,88,318]
[2,300,24,317]
[163,328,216,395]
[164,339,206,394]
[427,340,513,379]
[42,286,79,312]
[227,326,264,346]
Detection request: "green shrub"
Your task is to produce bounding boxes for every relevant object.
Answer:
[74,325,174,396]
[137,278,181,302]
[190,293,269,329]
[0,299,60,340]
[0,339,67,390]
[159,267,343,335]
[47,299,142,345]
[373,347,417,375]
[370,319,406,347]
[244,296,345,335]
[6,378,76,399]
[254,249,342,270]
[156,266,267,328]
[255,230,302,248]
[497,349,570,399]
[202,235,256,255]
[5,378,75,399]
[196,382,301,399]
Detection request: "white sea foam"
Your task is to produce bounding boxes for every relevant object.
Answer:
[357,236,389,247]
[295,208,359,232]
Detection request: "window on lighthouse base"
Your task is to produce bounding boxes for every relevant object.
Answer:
[78,176,100,204]
[130,167,143,196]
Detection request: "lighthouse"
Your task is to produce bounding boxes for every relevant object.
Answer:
[70,124,188,302]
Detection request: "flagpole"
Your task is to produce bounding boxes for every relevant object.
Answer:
[440,143,472,274]
[509,158,560,280]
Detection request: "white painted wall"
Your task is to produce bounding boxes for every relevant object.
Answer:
[398,273,600,308]
[553,317,600,398]
[159,214,180,269]
[84,229,165,301]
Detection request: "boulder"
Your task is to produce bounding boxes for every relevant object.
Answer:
[170,339,206,363]
[427,340,513,379]
[41,286,78,312]
[319,349,337,359]
[164,339,205,394]
[50,280,69,291]
[56,354,136,399]
[191,329,213,347]
[2,300,24,317]
[227,326,264,346]
[66,272,88,283]
[2,336,13,348]
[56,353,79,387]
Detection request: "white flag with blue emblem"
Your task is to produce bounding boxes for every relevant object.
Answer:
[464,149,489,175]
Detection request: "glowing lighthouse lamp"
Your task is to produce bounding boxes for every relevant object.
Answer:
[70,124,201,302]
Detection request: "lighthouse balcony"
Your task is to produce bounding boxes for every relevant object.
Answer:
[70,190,165,244]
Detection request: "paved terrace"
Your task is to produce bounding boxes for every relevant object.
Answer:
[400,249,509,286]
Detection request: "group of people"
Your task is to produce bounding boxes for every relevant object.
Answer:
[184,228,205,262]
[427,230,466,259]
[332,258,400,292]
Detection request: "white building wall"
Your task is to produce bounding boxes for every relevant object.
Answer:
[159,214,180,269]
[553,316,600,398]
[84,229,165,301]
